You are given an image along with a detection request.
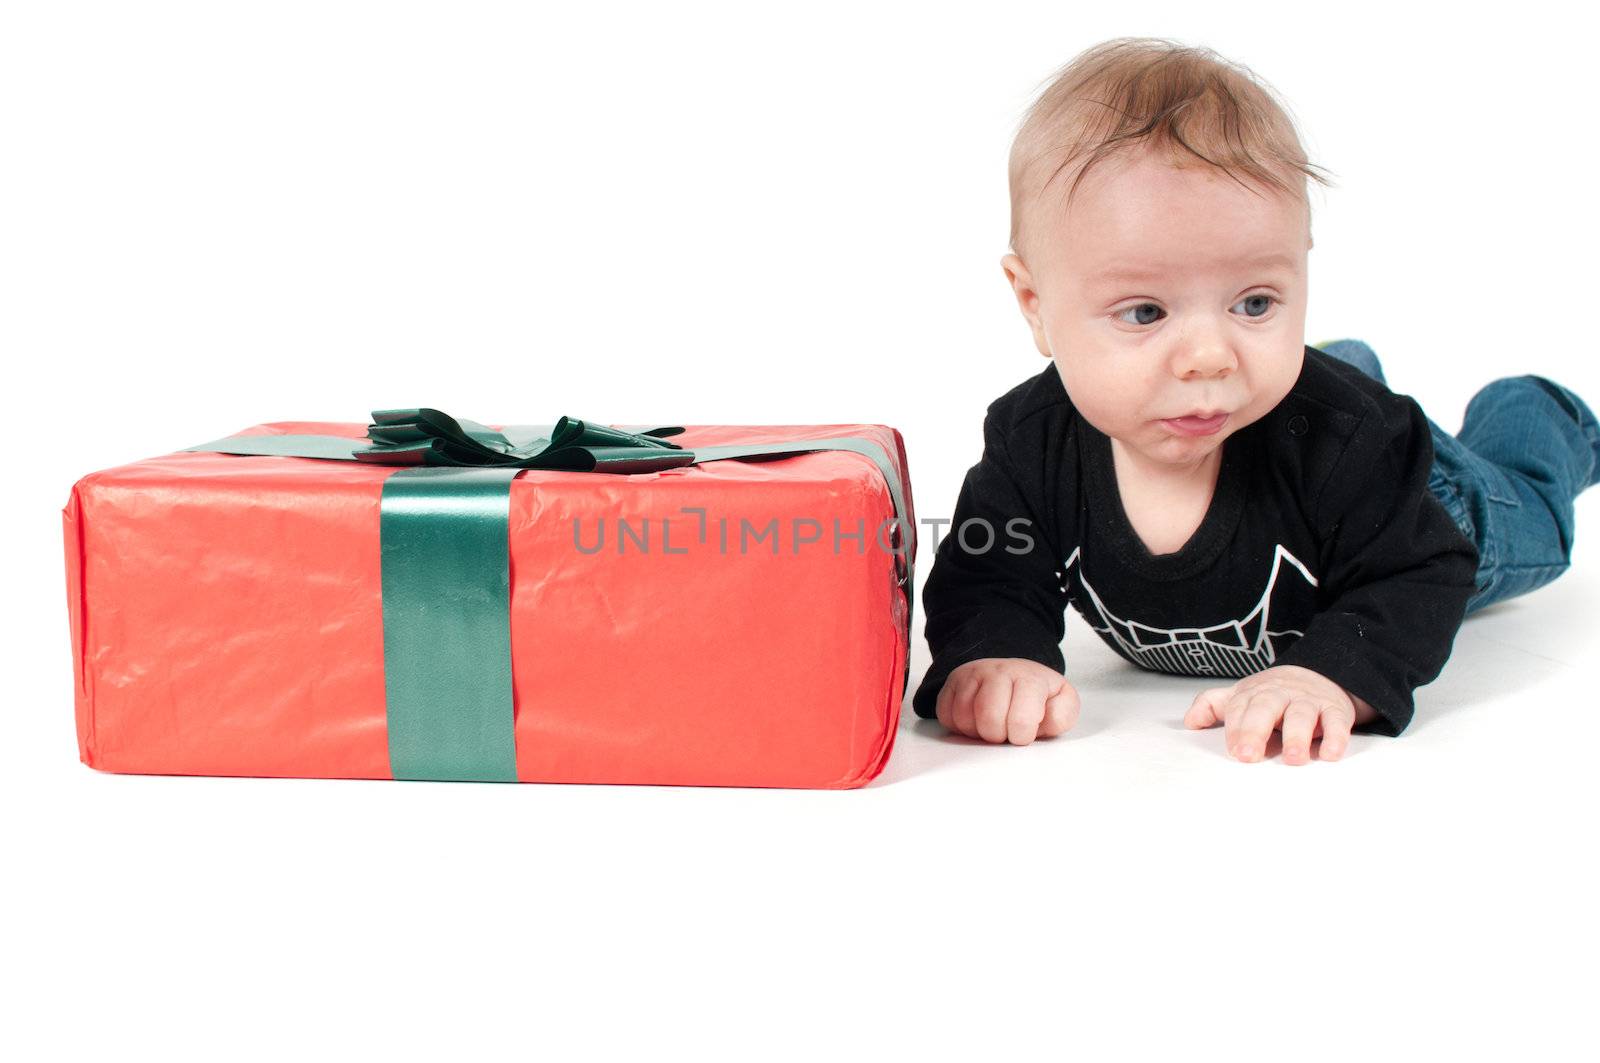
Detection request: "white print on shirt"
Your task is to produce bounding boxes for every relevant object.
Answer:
[1062,544,1320,679]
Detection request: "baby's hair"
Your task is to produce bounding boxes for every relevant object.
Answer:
[1008,37,1336,258]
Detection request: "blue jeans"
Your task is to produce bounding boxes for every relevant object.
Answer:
[1316,338,1600,614]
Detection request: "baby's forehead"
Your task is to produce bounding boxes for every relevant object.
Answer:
[1025,156,1310,264]
[1064,149,1303,215]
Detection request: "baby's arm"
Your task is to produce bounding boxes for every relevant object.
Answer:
[1190,392,1479,760]
[913,403,1076,744]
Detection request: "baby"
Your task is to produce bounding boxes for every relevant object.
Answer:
[911,37,1600,763]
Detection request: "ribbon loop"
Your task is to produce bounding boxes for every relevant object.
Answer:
[356,408,690,472]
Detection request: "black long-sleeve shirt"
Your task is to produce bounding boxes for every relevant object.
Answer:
[910,346,1480,736]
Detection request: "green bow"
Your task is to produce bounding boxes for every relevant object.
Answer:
[357,408,696,473]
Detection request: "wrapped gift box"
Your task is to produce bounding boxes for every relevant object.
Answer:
[61,413,916,788]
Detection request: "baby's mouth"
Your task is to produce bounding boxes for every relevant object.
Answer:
[1159,412,1229,436]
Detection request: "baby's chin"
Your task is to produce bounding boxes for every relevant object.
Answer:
[1136,433,1229,469]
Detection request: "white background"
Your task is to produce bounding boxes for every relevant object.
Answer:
[6,1,1597,1058]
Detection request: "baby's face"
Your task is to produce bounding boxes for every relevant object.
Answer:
[1002,146,1311,475]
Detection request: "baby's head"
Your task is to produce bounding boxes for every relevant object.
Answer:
[1001,38,1335,474]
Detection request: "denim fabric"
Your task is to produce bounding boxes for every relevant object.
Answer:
[1315,338,1600,614]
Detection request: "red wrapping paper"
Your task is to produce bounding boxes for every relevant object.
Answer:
[61,421,916,788]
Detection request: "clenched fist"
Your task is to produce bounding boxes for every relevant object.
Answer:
[933,658,1080,745]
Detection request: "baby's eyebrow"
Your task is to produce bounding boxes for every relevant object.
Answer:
[1091,252,1298,284]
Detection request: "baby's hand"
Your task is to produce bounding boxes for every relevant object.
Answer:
[934,658,1080,745]
[1183,664,1378,764]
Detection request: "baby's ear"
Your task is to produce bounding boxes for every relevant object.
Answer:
[1001,253,1053,359]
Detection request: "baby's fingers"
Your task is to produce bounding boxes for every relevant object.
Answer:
[1184,686,1234,729]
[1317,705,1357,761]
[1230,690,1287,762]
[935,670,977,738]
[1280,700,1322,765]
[972,673,1014,744]
[1006,675,1050,745]
[1038,681,1080,738]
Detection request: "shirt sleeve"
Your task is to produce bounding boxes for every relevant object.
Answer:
[1273,392,1480,736]
[910,406,1069,720]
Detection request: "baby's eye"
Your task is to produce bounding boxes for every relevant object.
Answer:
[1232,293,1277,318]
[1115,303,1165,327]
[1113,293,1279,328]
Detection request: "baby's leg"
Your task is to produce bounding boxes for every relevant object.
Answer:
[1448,375,1600,612]
[1313,337,1600,612]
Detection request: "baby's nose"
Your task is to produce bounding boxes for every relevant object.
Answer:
[1174,346,1237,377]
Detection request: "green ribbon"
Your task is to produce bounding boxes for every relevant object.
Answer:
[183,409,915,782]
[381,466,521,782]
